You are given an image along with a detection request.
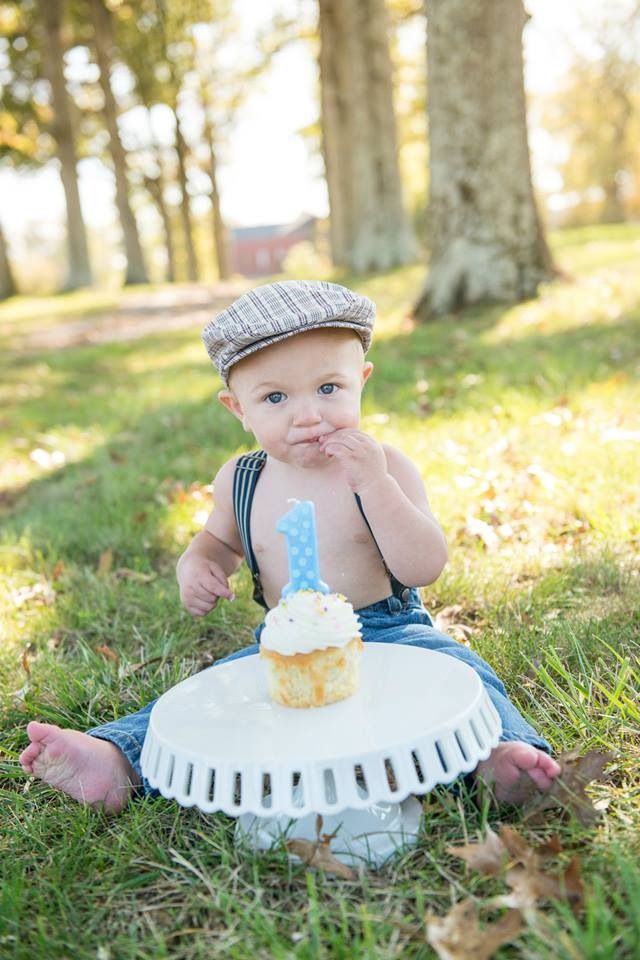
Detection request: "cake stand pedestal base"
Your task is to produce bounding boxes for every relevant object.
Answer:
[236,790,423,869]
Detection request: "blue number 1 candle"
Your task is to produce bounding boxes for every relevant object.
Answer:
[277,500,329,597]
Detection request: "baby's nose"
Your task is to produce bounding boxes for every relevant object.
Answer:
[292,399,322,425]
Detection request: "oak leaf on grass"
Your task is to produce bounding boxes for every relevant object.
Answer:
[524,748,616,826]
[285,815,356,880]
[426,900,523,960]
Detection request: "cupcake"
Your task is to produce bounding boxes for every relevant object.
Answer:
[260,590,363,708]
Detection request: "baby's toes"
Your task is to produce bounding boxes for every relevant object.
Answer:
[19,742,42,770]
[528,766,555,791]
[541,754,562,778]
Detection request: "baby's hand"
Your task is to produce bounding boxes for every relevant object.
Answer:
[319,429,388,492]
[178,556,234,617]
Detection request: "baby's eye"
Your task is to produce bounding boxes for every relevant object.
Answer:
[318,383,338,396]
[265,391,285,404]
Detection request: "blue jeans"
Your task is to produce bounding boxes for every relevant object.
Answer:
[87,590,550,795]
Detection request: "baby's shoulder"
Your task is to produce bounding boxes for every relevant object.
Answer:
[213,450,267,502]
[382,443,418,472]
[212,454,243,498]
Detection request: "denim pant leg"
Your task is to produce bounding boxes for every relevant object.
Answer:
[357,593,550,753]
[86,642,261,797]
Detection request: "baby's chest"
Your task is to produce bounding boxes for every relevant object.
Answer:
[250,484,373,568]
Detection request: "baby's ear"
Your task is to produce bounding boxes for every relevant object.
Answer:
[218,389,244,422]
[362,361,374,387]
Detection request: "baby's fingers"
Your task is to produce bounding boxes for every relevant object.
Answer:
[204,567,235,601]
[189,600,217,618]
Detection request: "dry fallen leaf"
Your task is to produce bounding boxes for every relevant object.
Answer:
[500,854,584,915]
[97,549,113,576]
[426,900,523,960]
[114,568,156,583]
[525,748,616,826]
[285,815,355,880]
[21,644,35,676]
[95,644,119,663]
[448,826,584,917]
[10,581,56,608]
[446,825,506,876]
[434,605,477,644]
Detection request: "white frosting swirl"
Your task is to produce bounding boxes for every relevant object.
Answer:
[261,590,361,656]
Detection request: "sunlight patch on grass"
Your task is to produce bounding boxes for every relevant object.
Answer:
[0,288,120,330]
[0,424,107,492]
[485,271,640,345]
[120,336,210,377]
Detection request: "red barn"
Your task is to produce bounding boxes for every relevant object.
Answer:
[229,215,316,276]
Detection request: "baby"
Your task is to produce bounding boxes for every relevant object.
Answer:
[21,280,560,812]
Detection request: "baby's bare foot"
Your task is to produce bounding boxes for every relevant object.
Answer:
[20,721,140,814]
[476,741,561,804]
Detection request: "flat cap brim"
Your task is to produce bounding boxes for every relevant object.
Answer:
[202,280,375,383]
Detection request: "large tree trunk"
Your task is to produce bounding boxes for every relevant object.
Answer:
[0,220,17,300]
[89,0,148,285]
[415,0,555,319]
[600,181,626,223]
[39,0,92,290]
[318,0,413,273]
[144,172,176,283]
[199,75,230,281]
[172,108,199,282]
[143,108,177,283]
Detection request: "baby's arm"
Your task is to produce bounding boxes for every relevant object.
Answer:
[176,458,244,617]
[320,431,447,587]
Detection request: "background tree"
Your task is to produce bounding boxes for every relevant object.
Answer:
[88,0,148,284]
[415,0,555,319]
[113,0,232,284]
[537,3,640,225]
[112,4,178,283]
[318,0,413,273]
[1,0,93,291]
[37,0,92,289]
[0,217,17,299]
[193,26,230,281]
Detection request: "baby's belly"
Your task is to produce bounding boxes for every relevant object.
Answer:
[256,545,394,612]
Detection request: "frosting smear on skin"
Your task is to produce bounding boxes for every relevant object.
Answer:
[261,590,362,656]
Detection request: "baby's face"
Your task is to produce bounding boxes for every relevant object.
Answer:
[219,329,373,467]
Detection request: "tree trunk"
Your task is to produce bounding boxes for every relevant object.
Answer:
[143,108,176,283]
[415,0,555,319]
[0,220,17,300]
[89,0,148,285]
[600,180,626,223]
[172,107,199,282]
[144,172,176,283]
[318,0,413,273]
[39,0,92,290]
[199,75,230,281]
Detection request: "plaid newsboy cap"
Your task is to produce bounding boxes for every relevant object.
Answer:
[202,280,375,384]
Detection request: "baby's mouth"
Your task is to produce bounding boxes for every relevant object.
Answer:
[296,432,332,445]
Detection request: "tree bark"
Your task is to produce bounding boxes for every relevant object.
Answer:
[89,0,148,285]
[415,0,555,319]
[0,220,17,300]
[172,107,199,282]
[143,171,176,283]
[141,105,177,283]
[318,0,413,273]
[39,0,92,290]
[199,74,230,281]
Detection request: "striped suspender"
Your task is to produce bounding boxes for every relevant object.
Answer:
[232,450,268,608]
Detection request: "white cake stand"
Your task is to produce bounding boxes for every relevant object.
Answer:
[141,643,501,868]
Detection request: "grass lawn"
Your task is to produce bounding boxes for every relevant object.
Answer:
[1,224,639,959]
